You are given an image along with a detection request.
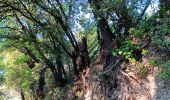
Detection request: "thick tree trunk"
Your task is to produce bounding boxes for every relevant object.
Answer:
[88,0,114,52]
[89,0,115,71]
[97,18,113,52]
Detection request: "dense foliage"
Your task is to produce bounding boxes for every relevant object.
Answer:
[0,0,170,99]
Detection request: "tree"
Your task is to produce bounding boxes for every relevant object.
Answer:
[0,50,33,99]
[0,0,169,99]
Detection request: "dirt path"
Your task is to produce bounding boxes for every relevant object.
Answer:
[0,85,21,100]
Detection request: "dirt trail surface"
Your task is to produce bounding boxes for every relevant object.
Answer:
[0,85,21,100]
[66,53,170,100]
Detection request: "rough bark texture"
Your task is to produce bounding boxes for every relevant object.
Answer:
[89,0,114,53]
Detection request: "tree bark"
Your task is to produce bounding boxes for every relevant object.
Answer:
[88,0,114,52]
[71,54,79,77]
[89,0,115,70]
[37,67,46,100]
[50,67,65,87]
[79,37,90,69]
[97,18,113,52]
[20,89,25,100]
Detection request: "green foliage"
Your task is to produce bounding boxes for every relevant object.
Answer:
[158,60,170,79]
[0,74,4,84]
[112,39,139,60]
[14,55,30,65]
[149,58,159,67]
[0,50,33,91]
[158,72,170,79]
[139,65,148,77]
[141,49,148,55]
[0,0,169,99]
[159,60,170,68]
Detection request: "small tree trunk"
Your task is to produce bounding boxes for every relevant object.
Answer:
[20,89,25,100]
[72,56,79,77]
[82,37,90,66]
[57,63,66,85]
[61,64,67,79]
[88,0,119,74]
[37,67,46,100]
[50,66,65,87]
[56,55,67,79]
[78,37,90,71]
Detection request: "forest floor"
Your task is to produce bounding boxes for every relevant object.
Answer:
[0,85,21,100]
[117,57,169,100]
[1,52,170,100]
[67,48,170,100]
